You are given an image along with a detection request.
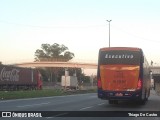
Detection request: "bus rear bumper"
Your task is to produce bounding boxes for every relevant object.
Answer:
[98,89,142,101]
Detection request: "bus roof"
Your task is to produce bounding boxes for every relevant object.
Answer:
[100,47,142,51]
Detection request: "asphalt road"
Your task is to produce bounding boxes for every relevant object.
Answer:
[0,90,160,120]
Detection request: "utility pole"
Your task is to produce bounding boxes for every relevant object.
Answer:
[106,20,112,47]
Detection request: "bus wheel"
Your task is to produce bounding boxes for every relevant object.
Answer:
[141,100,146,105]
[144,91,148,101]
[114,100,118,104]
[109,100,118,104]
[138,99,146,105]
[109,100,114,104]
[145,93,148,101]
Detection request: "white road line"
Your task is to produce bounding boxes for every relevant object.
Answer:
[0,93,95,103]
[97,103,105,106]
[54,112,68,117]
[17,102,50,108]
[46,112,68,119]
[0,96,65,103]
[89,96,97,98]
[79,102,105,111]
[80,106,93,110]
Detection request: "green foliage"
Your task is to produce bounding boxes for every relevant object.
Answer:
[0,89,64,100]
[35,43,74,61]
[82,76,90,83]
[34,43,93,84]
[0,89,97,100]
[34,43,75,82]
[78,74,90,83]
[38,68,49,81]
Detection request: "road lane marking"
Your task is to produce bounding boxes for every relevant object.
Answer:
[46,112,68,119]
[79,102,106,111]
[80,106,93,110]
[0,93,96,103]
[53,112,68,117]
[89,96,97,98]
[97,103,105,106]
[17,102,50,108]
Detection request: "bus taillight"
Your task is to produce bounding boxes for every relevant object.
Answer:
[98,78,102,88]
[137,78,142,89]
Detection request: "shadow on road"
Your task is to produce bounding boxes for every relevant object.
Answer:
[107,101,143,108]
[100,91,160,111]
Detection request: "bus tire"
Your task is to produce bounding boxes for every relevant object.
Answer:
[114,100,118,104]
[109,100,114,104]
[137,99,146,105]
[144,90,148,101]
[109,100,118,104]
[140,100,146,105]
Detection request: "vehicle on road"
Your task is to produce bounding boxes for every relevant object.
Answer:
[61,76,78,90]
[0,65,42,90]
[97,47,151,104]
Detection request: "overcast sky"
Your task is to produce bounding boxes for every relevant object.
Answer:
[0,0,160,66]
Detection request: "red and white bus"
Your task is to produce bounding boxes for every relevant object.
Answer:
[97,47,151,104]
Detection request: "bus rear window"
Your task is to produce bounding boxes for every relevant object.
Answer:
[99,50,141,65]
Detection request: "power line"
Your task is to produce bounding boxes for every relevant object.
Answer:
[0,20,105,29]
[0,19,160,43]
[111,24,160,43]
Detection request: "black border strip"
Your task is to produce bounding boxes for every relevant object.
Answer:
[1,111,160,117]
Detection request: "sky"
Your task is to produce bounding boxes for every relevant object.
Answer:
[0,0,160,68]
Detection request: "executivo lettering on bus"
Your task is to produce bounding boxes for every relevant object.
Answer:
[105,54,134,59]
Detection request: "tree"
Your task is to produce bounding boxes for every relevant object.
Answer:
[35,43,74,62]
[34,43,75,83]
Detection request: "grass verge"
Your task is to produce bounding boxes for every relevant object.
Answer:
[0,89,97,100]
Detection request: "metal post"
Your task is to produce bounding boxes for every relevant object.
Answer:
[64,68,68,90]
[106,20,112,47]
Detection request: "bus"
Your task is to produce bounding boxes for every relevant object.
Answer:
[97,47,151,105]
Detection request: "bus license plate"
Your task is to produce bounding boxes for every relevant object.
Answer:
[115,93,123,96]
